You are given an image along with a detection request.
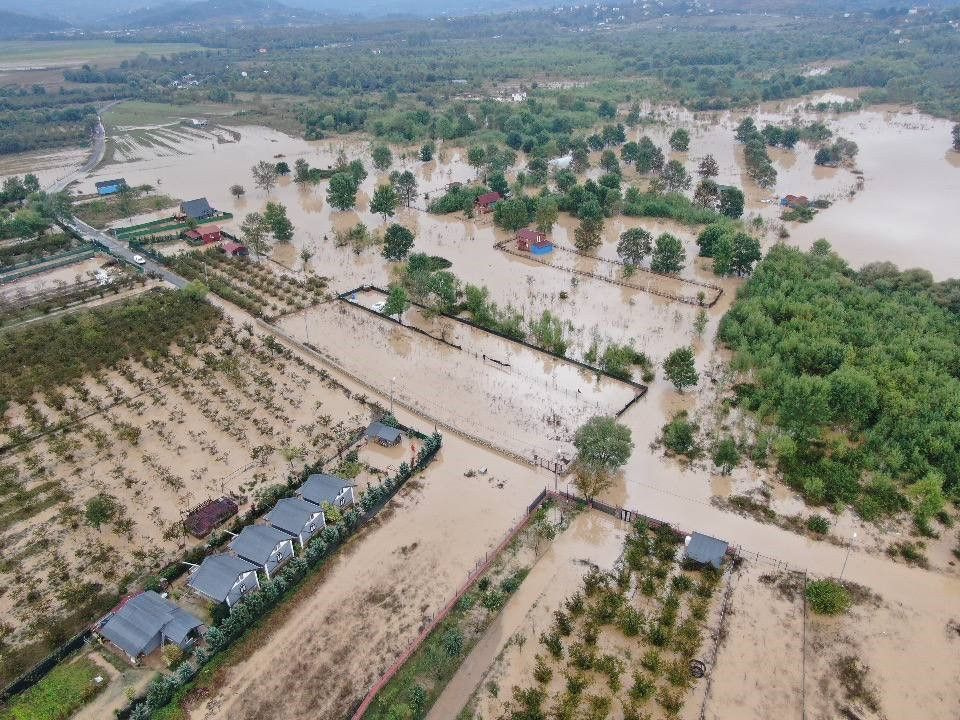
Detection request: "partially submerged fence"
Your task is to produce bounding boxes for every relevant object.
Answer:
[0,246,98,284]
[494,239,723,308]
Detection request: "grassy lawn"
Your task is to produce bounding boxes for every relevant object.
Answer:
[103,101,239,131]
[0,41,201,69]
[0,656,105,720]
[72,192,180,229]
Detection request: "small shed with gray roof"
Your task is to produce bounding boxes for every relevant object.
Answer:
[229,524,295,579]
[97,590,203,662]
[299,472,355,509]
[365,421,402,447]
[187,554,261,607]
[266,497,326,548]
[684,532,729,569]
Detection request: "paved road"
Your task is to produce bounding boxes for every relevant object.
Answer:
[61,217,188,288]
[46,99,124,194]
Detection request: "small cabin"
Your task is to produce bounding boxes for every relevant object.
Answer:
[516,228,553,255]
[475,192,502,213]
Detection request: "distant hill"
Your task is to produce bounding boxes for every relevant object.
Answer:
[108,0,325,29]
[0,10,70,38]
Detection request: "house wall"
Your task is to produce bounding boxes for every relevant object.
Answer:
[226,571,261,607]
[263,538,296,578]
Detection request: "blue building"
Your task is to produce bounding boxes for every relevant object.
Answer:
[95,178,127,196]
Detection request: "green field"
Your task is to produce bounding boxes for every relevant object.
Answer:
[102,100,239,131]
[0,40,202,70]
[0,656,105,720]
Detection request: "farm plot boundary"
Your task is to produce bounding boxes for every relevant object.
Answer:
[494,239,723,307]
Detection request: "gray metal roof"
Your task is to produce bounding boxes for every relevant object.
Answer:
[229,524,291,566]
[188,554,259,602]
[300,473,350,506]
[266,497,323,535]
[365,421,402,444]
[685,532,729,569]
[180,197,213,219]
[98,591,202,657]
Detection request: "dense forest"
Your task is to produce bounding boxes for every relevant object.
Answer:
[719,243,960,529]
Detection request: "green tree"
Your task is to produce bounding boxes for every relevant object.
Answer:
[527,157,548,184]
[617,228,652,267]
[274,161,290,176]
[294,158,311,183]
[555,169,577,192]
[573,198,604,252]
[467,145,486,176]
[712,232,734,276]
[240,212,270,255]
[697,154,719,178]
[389,170,418,208]
[953,123,960,152]
[718,186,745,218]
[599,150,621,175]
[85,494,117,531]
[573,416,633,475]
[252,160,278,193]
[779,375,830,441]
[230,184,245,198]
[529,310,569,356]
[264,202,294,241]
[635,136,664,174]
[327,172,358,211]
[493,198,531,231]
[696,223,729,258]
[488,172,509,197]
[907,470,946,530]
[731,232,762,275]
[668,128,690,152]
[535,196,559,234]
[383,284,411,321]
[382,224,415,261]
[663,347,698,392]
[419,141,435,161]
[427,270,460,313]
[372,144,393,171]
[711,436,740,474]
[661,160,691,192]
[693,178,719,209]
[650,233,685,274]
[370,183,398,221]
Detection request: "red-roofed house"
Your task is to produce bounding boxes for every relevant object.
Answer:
[220,241,249,257]
[475,192,502,213]
[780,194,809,209]
[516,228,553,254]
[184,224,222,245]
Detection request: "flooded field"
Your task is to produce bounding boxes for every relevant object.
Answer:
[0,318,373,652]
[280,291,639,460]
[704,561,960,720]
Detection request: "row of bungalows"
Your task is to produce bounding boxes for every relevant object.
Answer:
[186,472,356,608]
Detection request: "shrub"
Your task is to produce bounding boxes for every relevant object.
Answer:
[660,411,700,458]
[629,671,655,702]
[805,579,851,615]
[554,609,573,636]
[806,514,830,534]
[533,654,553,684]
[641,649,662,674]
[540,630,563,659]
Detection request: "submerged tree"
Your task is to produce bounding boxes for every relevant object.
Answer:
[663,346,699,392]
[382,224,415,261]
[251,160,278,193]
[370,183,398,221]
[327,172,358,211]
[650,233,685,274]
[572,416,633,493]
[697,154,719,178]
[668,128,690,152]
[617,228,653,268]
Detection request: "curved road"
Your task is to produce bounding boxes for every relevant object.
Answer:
[46,99,124,194]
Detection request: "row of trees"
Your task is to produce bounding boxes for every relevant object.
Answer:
[735,118,777,188]
[695,224,762,276]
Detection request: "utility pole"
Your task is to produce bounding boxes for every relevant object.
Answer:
[839,532,857,580]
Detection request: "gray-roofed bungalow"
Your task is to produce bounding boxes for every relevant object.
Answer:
[97,590,204,663]
[266,496,326,548]
[684,532,729,569]
[365,420,402,447]
[187,554,261,607]
[299,472,355,509]
[179,197,216,221]
[229,524,295,579]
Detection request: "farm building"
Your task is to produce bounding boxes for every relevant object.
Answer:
[684,532,729,569]
[95,179,127,196]
[516,229,553,254]
[220,241,249,257]
[475,192,502,213]
[365,420,402,447]
[184,497,239,538]
[780,194,809,209]
[97,591,204,663]
[179,197,217,221]
[299,473,355,509]
[187,554,261,607]
[266,497,326,548]
[184,224,222,244]
[229,525,295,579]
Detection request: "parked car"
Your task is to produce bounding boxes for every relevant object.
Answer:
[132,254,146,265]
[372,300,386,313]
